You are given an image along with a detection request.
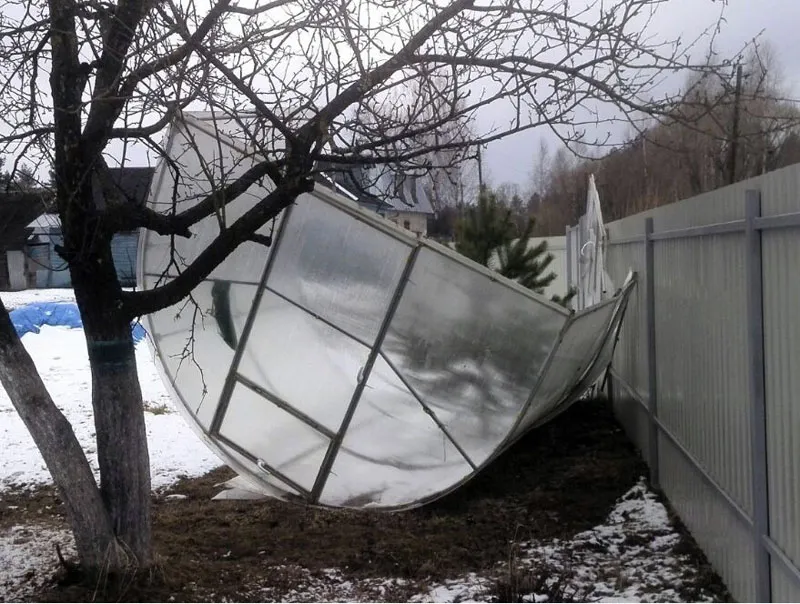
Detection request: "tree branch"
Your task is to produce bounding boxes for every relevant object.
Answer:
[121,176,314,318]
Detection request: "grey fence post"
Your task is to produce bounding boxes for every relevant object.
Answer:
[644,217,660,489]
[566,226,573,294]
[745,189,772,602]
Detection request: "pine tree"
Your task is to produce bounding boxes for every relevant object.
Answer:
[456,186,576,306]
[496,216,557,294]
[454,187,515,265]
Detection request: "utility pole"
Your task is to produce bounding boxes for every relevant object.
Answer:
[728,63,744,185]
[476,144,484,193]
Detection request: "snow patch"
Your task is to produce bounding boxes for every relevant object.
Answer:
[0,290,222,492]
[1,289,76,310]
[0,524,75,602]
[223,566,412,603]
[412,480,718,603]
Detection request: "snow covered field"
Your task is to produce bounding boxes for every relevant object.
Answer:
[0,289,222,491]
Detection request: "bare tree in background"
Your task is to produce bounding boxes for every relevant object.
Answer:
[0,0,740,581]
[528,41,800,232]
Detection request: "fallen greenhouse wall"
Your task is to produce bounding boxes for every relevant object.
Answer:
[137,112,634,510]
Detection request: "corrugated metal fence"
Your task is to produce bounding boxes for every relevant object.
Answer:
[568,163,800,602]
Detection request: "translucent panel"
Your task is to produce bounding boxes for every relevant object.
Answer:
[515,298,618,435]
[267,193,412,345]
[382,248,566,466]
[237,290,369,432]
[146,280,257,428]
[219,382,330,492]
[215,440,302,500]
[142,125,281,282]
[321,354,473,508]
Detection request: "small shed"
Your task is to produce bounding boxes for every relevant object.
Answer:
[3,167,155,290]
[0,192,51,291]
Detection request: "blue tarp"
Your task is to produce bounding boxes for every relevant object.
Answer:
[10,302,147,343]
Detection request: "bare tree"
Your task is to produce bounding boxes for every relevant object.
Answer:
[0,0,739,580]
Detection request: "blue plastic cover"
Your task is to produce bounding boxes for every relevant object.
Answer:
[10,302,147,343]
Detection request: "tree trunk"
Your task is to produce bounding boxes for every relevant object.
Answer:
[0,299,122,570]
[70,244,153,569]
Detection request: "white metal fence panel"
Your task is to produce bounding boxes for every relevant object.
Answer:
[762,228,800,574]
[773,563,800,602]
[590,161,800,602]
[653,234,752,515]
[659,435,757,601]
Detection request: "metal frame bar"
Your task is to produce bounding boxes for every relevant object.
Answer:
[235,372,337,439]
[209,204,295,436]
[262,284,374,349]
[377,352,478,470]
[755,212,800,231]
[763,535,800,590]
[215,432,312,498]
[745,190,772,602]
[650,219,745,241]
[606,210,800,248]
[309,246,423,502]
[644,217,660,488]
[608,235,645,246]
[610,367,753,530]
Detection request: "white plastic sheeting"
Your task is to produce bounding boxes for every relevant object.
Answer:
[577,175,613,309]
[138,113,636,510]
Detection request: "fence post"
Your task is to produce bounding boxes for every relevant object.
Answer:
[566,226,573,294]
[745,189,771,602]
[644,217,660,489]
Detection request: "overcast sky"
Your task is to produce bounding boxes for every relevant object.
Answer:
[484,0,800,190]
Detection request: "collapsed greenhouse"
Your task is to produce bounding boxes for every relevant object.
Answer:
[137,112,635,510]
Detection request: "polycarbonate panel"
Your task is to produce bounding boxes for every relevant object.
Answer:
[762,228,800,568]
[659,434,755,602]
[654,234,752,515]
[321,354,473,508]
[382,247,566,466]
[515,299,617,435]
[237,290,368,432]
[142,125,280,283]
[216,440,301,499]
[219,382,330,492]
[146,280,257,428]
[538,302,630,427]
[267,192,412,345]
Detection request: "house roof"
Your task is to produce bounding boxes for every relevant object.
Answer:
[92,166,155,209]
[0,192,52,250]
[315,162,435,216]
[20,167,156,237]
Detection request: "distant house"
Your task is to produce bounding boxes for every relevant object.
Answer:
[0,192,51,290]
[316,163,435,236]
[2,167,155,291]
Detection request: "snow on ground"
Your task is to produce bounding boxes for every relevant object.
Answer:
[1,289,76,310]
[412,480,715,603]
[0,525,75,602]
[0,290,222,492]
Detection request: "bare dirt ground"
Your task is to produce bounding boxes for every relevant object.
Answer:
[0,398,732,602]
